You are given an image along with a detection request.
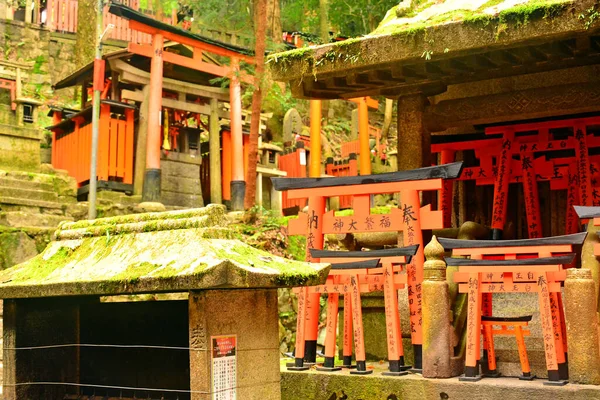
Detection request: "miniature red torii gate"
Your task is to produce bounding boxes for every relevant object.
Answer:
[440,232,586,384]
[307,246,418,375]
[109,3,255,210]
[433,116,600,236]
[272,162,463,372]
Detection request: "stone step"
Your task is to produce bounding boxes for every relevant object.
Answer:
[0,196,65,211]
[1,170,77,197]
[0,177,54,192]
[0,186,58,203]
[0,212,73,228]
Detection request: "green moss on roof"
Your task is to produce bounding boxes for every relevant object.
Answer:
[374,0,572,35]
[0,207,330,298]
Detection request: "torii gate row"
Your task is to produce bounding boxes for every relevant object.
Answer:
[109,3,255,210]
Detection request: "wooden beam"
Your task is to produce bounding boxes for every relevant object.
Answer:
[121,89,229,118]
[111,59,230,101]
[128,19,255,64]
[128,43,254,85]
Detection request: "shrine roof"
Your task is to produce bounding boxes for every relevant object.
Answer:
[268,0,600,99]
[0,205,329,299]
[108,2,254,57]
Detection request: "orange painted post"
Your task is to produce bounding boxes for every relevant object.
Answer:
[550,292,568,380]
[574,122,592,207]
[229,57,245,211]
[349,273,372,374]
[537,271,562,383]
[491,129,514,239]
[222,130,232,201]
[463,272,482,381]
[288,287,310,371]
[342,293,355,368]
[521,150,542,238]
[309,100,322,178]
[440,150,455,228]
[401,189,424,370]
[317,283,341,371]
[358,97,371,175]
[304,194,325,364]
[515,325,533,379]
[483,325,497,372]
[124,109,134,184]
[142,32,164,202]
[382,262,408,375]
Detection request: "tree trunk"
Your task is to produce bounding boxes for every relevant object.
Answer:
[319,0,330,123]
[319,0,329,43]
[244,0,268,210]
[75,0,97,68]
[266,0,282,47]
[382,98,394,139]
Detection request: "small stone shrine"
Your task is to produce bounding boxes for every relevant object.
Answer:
[0,204,330,400]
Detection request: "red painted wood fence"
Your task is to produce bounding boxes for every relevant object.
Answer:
[51,104,135,187]
[278,143,308,210]
[45,0,170,44]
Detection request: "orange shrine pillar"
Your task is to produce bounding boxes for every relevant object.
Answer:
[358,97,371,175]
[309,100,322,177]
[229,57,245,211]
[142,33,164,202]
[304,99,323,363]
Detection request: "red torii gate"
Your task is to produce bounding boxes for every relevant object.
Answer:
[433,116,600,236]
[109,3,255,210]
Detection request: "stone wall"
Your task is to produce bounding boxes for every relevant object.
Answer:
[0,19,123,126]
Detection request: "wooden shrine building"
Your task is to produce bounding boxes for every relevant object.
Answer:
[269,0,600,237]
[48,3,279,211]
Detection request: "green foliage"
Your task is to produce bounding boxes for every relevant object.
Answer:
[180,0,253,35]
[579,4,600,29]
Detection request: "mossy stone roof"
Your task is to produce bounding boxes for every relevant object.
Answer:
[0,205,329,299]
[268,0,598,98]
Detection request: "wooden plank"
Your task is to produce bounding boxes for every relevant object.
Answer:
[124,109,134,184]
[109,118,118,177]
[117,117,126,177]
[272,162,463,191]
[310,245,419,259]
[330,259,381,270]
[438,232,586,249]
[446,254,575,267]
[459,281,561,293]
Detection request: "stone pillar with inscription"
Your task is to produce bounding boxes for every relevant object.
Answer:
[189,289,281,400]
[564,269,600,385]
[422,236,455,378]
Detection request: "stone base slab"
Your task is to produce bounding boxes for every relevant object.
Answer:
[281,365,600,400]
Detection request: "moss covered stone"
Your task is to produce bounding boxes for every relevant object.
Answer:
[0,205,330,299]
[268,0,584,84]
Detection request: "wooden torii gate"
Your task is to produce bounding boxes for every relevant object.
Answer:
[109,3,255,210]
